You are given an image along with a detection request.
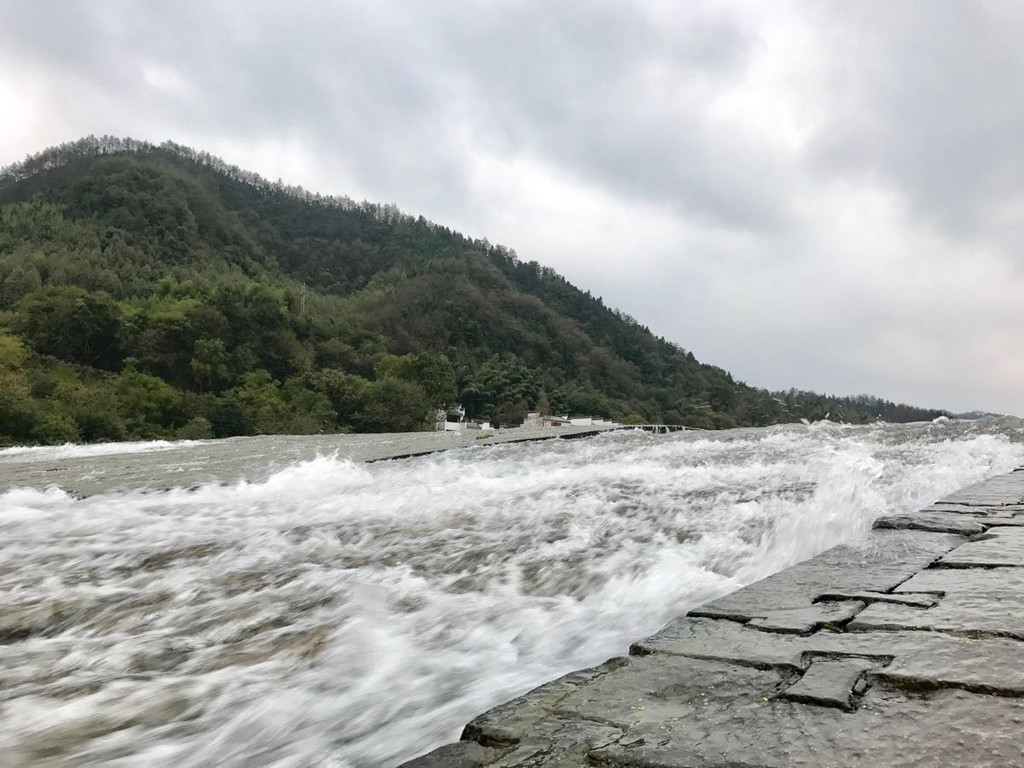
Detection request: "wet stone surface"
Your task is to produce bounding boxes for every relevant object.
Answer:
[935,472,1024,506]
[936,526,1024,567]
[873,511,988,535]
[851,564,1024,640]
[404,469,1024,767]
[779,656,887,711]
[813,590,941,608]
[683,528,962,618]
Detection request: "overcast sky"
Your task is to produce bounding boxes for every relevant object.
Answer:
[2,1,1023,414]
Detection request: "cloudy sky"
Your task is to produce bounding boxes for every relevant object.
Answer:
[2,1,1022,414]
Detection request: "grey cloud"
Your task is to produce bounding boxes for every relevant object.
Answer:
[425,2,789,230]
[3,2,785,229]
[807,1,1024,241]
[3,1,1024,413]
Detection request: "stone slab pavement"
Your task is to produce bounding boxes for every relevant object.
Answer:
[404,468,1024,767]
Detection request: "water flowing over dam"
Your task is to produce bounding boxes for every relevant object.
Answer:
[1,421,1023,766]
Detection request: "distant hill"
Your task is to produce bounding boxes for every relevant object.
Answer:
[0,136,949,444]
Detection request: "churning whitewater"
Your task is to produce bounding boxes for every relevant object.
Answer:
[1,421,1022,767]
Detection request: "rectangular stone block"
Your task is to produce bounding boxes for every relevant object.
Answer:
[780,656,887,711]
[690,529,962,618]
[635,616,1024,698]
[873,512,986,535]
[850,565,1024,639]
[935,473,1024,506]
[937,526,1024,567]
[590,687,1024,767]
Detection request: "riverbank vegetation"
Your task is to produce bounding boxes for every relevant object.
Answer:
[0,137,948,445]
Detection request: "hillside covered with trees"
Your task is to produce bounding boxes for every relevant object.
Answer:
[0,136,948,445]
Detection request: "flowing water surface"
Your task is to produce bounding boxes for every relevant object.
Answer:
[1,420,1023,766]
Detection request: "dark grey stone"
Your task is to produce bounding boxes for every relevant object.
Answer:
[460,657,630,748]
[919,503,1024,519]
[850,565,1024,639]
[744,600,865,634]
[589,686,1024,767]
[688,529,962,618]
[873,512,986,535]
[813,590,940,608]
[874,634,1024,696]
[779,656,886,711]
[634,616,1024,697]
[398,741,506,768]
[443,652,1024,767]
[630,615,806,671]
[935,473,1024,505]
[937,526,1024,567]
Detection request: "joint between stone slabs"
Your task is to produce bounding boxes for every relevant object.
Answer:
[628,644,804,676]
[813,591,943,608]
[778,656,890,712]
[934,500,1024,508]
[685,609,751,624]
[869,672,1024,700]
[461,722,521,749]
[928,561,1024,570]
[548,709,624,732]
[874,520,988,535]
[845,622,1024,643]
[800,650,895,666]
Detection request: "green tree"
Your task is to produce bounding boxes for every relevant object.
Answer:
[223,371,290,434]
[0,334,33,443]
[535,387,551,416]
[177,416,214,440]
[15,286,123,370]
[358,378,431,432]
[190,338,232,392]
[376,351,457,408]
[281,383,337,434]
[114,367,185,436]
[461,355,539,419]
[306,369,371,427]
[1,263,42,310]
[492,400,527,428]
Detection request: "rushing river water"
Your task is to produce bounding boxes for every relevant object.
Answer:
[1,420,1023,767]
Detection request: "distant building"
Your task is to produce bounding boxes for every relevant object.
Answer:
[527,414,620,428]
[436,405,466,432]
[542,415,571,427]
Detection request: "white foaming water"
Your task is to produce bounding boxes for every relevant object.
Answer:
[0,439,198,462]
[0,421,1022,766]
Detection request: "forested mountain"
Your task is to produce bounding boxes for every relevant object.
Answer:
[0,136,947,445]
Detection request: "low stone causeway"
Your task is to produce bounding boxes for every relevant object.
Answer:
[404,468,1024,767]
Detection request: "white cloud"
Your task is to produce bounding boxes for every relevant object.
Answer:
[141,64,191,96]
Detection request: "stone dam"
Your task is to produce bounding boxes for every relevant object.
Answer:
[405,467,1024,767]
